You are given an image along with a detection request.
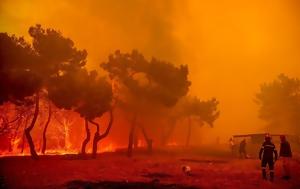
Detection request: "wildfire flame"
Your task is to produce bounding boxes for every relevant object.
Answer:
[0,143,117,157]
[11,138,21,150]
[63,118,73,151]
[101,143,115,153]
[166,142,178,146]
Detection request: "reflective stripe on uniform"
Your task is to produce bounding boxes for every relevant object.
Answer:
[264,145,274,148]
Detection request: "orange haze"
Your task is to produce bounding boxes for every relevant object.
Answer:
[1,0,300,144]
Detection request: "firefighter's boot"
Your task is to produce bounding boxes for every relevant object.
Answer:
[262,169,267,180]
[270,171,274,182]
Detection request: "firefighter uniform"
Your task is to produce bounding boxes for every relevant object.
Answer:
[259,138,278,181]
[280,135,292,179]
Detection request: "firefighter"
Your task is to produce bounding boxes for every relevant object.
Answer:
[279,135,292,180]
[259,134,278,181]
[229,137,235,155]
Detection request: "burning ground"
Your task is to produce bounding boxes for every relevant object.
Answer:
[1,149,300,189]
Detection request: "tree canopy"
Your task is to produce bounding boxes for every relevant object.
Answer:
[176,96,220,127]
[29,24,87,76]
[256,74,300,133]
[101,50,191,109]
[101,50,191,156]
[0,33,40,105]
[48,69,113,120]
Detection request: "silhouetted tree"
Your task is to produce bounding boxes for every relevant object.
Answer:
[0,33,40,105]
[161,97,219,146]
[41,99,52,154]
[76,72,113,158]
[29,24,87,158]
[48,69,113,157]
[0,33,41,158]
[178,97,220,146]
[101,50,191,156]
[0,24,87,158]
[256,74,300,134]
[28,25,87,76]
[48,68,89,154]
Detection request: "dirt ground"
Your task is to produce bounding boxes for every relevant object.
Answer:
[0,150,300,189]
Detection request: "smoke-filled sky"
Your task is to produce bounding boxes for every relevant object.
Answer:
[1,0,300,142]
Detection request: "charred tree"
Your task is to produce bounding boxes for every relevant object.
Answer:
[101,50,191,157]
[91,120,100,158]
[41,102,52,154]
[133,132,139,149]
[81,118,90,155]
[140,125,153,154]
[24,93,40,159]
[90,110,114,158]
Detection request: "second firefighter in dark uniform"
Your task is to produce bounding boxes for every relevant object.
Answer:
[279,135,292,180]
[259,135,278,181]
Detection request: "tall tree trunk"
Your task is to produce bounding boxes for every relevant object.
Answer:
[90,120,100,158]
[140,125,153,154]
[127,114,137,157]
[133,132,138,149]
[90,110,114,158]
[185,116,192,147]
[81,118,90,155]
[24,93,40,159]
[41,102,52,154]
